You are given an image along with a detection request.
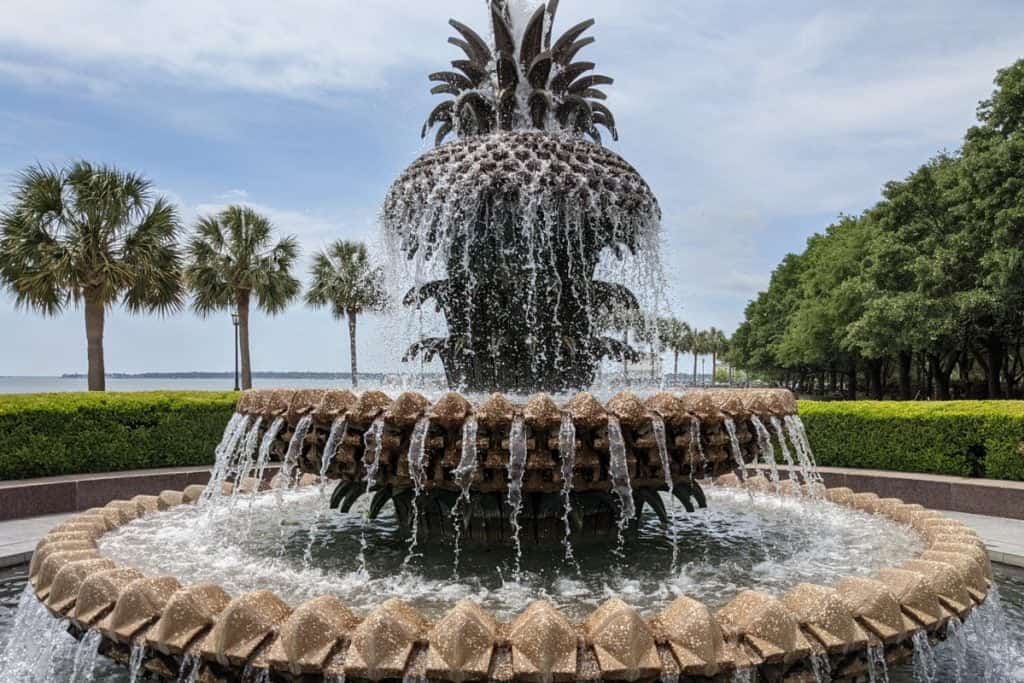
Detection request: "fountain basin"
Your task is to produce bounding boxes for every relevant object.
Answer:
[24,476,993,682]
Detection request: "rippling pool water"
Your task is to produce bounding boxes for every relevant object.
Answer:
[99,486,921,619]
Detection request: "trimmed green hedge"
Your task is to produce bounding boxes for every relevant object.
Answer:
[0,392,237,481]
[799,400,1024,481]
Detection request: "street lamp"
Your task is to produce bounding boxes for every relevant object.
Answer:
[231,313,240,391]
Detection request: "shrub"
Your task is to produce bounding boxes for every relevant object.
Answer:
[0,392,237,480]
[799,400,1024,481]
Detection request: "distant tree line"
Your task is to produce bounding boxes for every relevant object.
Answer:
[731,60,1024,400]
[0,169,387,391]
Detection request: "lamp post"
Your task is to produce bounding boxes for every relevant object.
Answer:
[231,312,240,391]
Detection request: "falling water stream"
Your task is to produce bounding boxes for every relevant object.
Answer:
[650,414,679,568]
[606,416,636,554]
[750,416,781,486]
[403,417,432,567]
[452,416,479,575]
[507,416,528,578]
[557,412,577,563]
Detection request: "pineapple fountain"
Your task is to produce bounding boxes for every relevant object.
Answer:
[1,2,1010,682]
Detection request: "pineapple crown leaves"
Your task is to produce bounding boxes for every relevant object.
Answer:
[422,0,618,147]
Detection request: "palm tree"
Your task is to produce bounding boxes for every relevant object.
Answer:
[692,329,712,386]
[657,317,691,383]
[305,240,388,388]
[708,327,729,384]
[185,206,300,390]
[0,162,184,391]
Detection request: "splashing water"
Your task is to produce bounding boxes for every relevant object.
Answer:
[507,416,528,578]
[810,651,831,683]
[202,413,249,503]
[911,631,937,683]
[282,415,315,485]
[651,414,678,568]
[363,416,386,488]
[770,416,801,484]
[723,417,748,481]
[607,416,636,553]
[452,416,479,575]
[785,415,823,487]
[303,418,349,568]
[731,668,754,683]
[750,416,781,487]
[224,416,264,503]
[69,629,102,682]
[688,417,707,479]
[867,643,890,683]
[558,412,577,564]
[404,417,432,567]
[178,653,201,683]
[128,641,147,682]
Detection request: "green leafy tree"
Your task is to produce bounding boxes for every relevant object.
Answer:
[185,206,300,390]
[305,240,388,388]
[0,162,184,391]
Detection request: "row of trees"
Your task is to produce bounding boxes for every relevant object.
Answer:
[0,162,387,391]
[730,60,1024,400]
[657,319,730,383]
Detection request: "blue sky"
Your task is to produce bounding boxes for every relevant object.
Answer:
[1,0,1022,376]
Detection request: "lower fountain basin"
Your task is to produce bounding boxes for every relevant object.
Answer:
[97,486,922,621]
[3,476,1005,682]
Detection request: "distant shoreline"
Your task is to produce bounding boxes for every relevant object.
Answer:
[57,372,397,380]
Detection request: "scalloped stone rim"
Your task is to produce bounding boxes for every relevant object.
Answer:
[28,476,993,682]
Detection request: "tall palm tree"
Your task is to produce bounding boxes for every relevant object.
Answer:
[657,317,691,382]
[0,162,184,391]
[185,205,300,390]
[305,240,388,388]
[692,329,712,386]
[707,327,729,384]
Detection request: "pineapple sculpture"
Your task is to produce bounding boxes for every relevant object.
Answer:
[383,0,661,392]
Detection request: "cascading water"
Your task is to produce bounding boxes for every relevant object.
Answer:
[607,415,636,552]
[867,642,890,683]
[302,418,348,566]
[507,415,528,577]
[558,412,577,563]
[201,412,247,503]
[69,628,102,682]
[651,414,678,566]
[282,414,314,485]
[128,641,146,683]
[770,416,801,484]
[363,416,386,488]
[452,416,479,574]
[910,631,937,683]
[723,417,748,481]
[403,417,432,567]
[750,415,781,486]
[785,415,823,487]
[689,416,708,478]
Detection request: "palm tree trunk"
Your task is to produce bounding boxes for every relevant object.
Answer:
[712,352,717,384]
[692,352,698,386]
[84,293,105,392]
[237,290,253,390]
[348,310,359,388]
[673,351,679,380]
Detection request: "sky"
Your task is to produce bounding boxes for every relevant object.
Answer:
[0,0,1021,376]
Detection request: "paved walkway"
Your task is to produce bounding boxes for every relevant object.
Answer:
[944,510,1024,568]
[0,513,72,568]
[1,508,1023,570]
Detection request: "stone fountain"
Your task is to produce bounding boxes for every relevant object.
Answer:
[0,2,1009,682]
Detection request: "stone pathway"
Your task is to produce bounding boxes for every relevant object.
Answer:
[1,508,1023,569]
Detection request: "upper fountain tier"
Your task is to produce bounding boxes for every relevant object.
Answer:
[235,388,798,542]
[381,0,662,393]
